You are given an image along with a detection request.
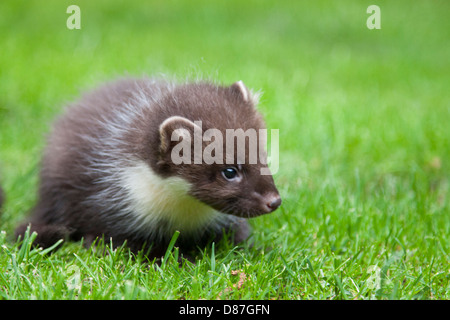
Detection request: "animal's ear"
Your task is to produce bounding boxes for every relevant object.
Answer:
[230,80,261,105]
[159,116,201,155]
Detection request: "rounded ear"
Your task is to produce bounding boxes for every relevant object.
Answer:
[230,80,261,105]
[159,116,202,155]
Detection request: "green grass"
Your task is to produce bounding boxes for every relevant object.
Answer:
[0,0,449,300]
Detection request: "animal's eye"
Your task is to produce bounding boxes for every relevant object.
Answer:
[221,167,238,181]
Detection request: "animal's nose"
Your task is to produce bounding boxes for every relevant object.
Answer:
[265,194,282,212]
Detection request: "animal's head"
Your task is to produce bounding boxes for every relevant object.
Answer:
[156,81,281,218]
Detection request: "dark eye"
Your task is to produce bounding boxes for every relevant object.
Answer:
[221,167,238,181]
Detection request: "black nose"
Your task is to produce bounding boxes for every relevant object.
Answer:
[266,195,282,212]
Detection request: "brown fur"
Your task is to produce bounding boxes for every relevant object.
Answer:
[15,77,281,259]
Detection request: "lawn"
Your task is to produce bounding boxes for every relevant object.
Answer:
[0,0,449,300]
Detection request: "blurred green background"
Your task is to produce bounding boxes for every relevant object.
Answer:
[0,0,449,299]
[1,0,448,196]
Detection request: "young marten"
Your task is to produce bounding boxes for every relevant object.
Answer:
[15,78,281,258]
